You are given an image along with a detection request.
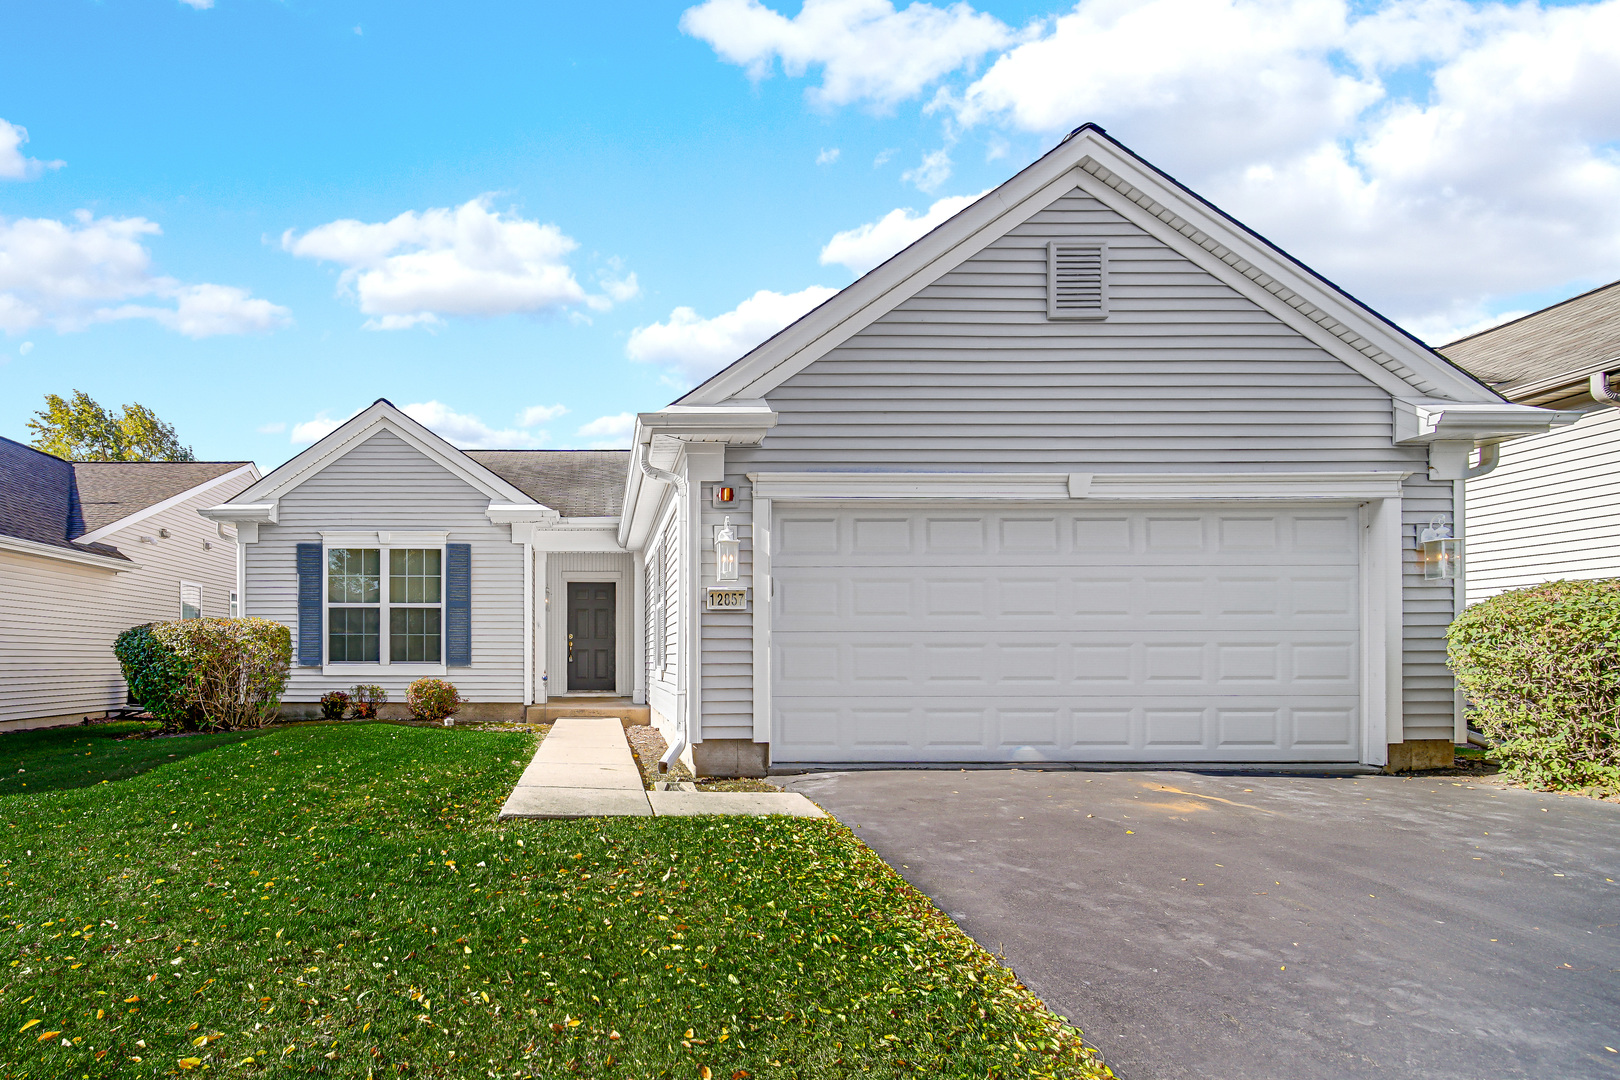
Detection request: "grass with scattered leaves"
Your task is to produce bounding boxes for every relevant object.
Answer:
[0,721,1109,1078]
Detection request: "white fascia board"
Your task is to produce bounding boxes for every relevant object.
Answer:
[636,401,777,443]
[200,501,277,524]
[485,502,561,525]
[1392,399,1582,444]
[75,463,260,546]
[0,534,138,572]
[748,471,1411,502]
[681,126,1499,409]
[224,400,537,508]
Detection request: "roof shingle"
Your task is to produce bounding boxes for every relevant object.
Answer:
[1441,278,1620,396]
[464,450,629,517]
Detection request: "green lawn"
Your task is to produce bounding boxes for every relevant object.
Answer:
[0,721,1110,1078]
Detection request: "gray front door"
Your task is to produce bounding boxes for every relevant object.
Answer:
[567,582,616,691]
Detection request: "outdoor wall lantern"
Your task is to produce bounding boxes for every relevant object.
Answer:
[1419,519,1463,581]
[715,517,740,582]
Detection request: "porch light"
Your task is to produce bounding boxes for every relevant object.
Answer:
[1419,519,1462,581]
[715,517,740,582]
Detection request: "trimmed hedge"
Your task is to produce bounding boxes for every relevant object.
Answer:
[114,618,291,732]
[1448,578,1620,793]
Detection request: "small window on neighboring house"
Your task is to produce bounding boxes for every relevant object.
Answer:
[180,582,202,620]
[1047,242,1107,320]
[229,591,239,618]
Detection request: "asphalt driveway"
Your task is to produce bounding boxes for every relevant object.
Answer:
[781,768,1620,1080]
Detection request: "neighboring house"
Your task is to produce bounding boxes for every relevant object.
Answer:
[0,437,258,730]
[1440,279,1620,603]
[207,125,1569,773]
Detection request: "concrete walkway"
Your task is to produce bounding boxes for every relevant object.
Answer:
[498,718,824,820]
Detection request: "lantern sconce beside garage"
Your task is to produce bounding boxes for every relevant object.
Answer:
[1418,519,1462,580]
[714,517,740,583]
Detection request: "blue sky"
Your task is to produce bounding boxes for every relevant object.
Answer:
[3,0,1618,465]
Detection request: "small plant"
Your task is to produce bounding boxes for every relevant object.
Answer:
[319,690,351,720]
[113,618,291,732]
[350,684,388,719]
[407,678,464,724]
[1449,578,1620,794]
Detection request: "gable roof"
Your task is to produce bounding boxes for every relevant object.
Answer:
[678,124,1502,408]
[464,451,629,517]
[1439,278,1620,401]
[0,436,254,561]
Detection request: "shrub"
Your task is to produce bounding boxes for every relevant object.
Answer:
[320,691,351,720]
[1448,578,1620,793]
[114,618,291,732]
[406,678,464,723]
[350,684,387,719]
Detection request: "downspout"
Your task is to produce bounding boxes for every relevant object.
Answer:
[1464,442,1501,479]
[1591,370,1620,407]
[641,454,688,495]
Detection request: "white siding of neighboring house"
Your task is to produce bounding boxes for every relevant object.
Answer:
[716,185,1450,745]
[244,430,524,704]
[644,496,681,729]
[1464,404,1620,603]
[0,473,254,727]
[545,551,635,697]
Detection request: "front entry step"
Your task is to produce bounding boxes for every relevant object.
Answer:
[526,697,650,726]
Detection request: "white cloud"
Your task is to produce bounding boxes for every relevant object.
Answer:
[899,146,954,192]
[817,147,842,165]
[627,285,840,382]
[681,0,1015,108]
[283,196,625,330]
[0,210,289,338]
[873,147,896,167]
[400,400,548,449]
[821,188,989,274]
[696,0,1620,332]
[178,0,215,8]
[18,341,32,356]
[599,271,641,303]
[576,412,637,449]
[519,403,569,426]
[290,414,345,445]
[0,119,63,181]
[257,421,287,435]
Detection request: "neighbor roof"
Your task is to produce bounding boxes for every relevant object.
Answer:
[1440,278,1620,398]
[0,436,250,557]
[465,450,629,517]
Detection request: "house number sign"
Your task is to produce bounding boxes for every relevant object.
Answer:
[705,587,749,611]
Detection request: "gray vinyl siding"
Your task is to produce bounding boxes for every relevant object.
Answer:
[0,474,252,726]
[1465,405,1620,602]
[723,185,1447,744]
[1402,475,1461,742]
[244,430,523,704]
[699,481,754,741]
[546,551,634,696]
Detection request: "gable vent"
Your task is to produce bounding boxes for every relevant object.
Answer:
[1047,242,1108,320]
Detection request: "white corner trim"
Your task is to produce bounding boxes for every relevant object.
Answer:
[751,495,772,746]
[747,471,1412,502]
[0,533,138,572]
[72,463,260,546]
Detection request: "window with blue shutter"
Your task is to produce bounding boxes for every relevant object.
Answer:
[445,542,471,667]
[296,543,323,667]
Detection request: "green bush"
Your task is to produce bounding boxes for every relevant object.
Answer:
[320,691,351,720]
[113,618,291,732]
[406,678,464,723]
[350,684,387,719]
[1448,578,1620,793]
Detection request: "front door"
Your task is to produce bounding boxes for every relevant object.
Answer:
[567,582,616,691]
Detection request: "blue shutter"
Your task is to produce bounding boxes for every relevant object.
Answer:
[296,543,323,667]
[445,543,471,667]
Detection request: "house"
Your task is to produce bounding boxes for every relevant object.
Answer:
[204,125,1570,773]
[0,437,258,731]
[1439,279,1620,603]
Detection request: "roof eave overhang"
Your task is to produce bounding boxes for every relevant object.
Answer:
[617,401,778,548]
[200,502,278,524]
[1392,399,1582,445]
[0,533,137,572]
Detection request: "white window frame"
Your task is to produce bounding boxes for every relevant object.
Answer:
[319,530,449,677]
[179,581,203,620]
[228,590,239,618]
[647,544,667,681]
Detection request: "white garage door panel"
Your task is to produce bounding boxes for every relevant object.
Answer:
[771,505,1361,763]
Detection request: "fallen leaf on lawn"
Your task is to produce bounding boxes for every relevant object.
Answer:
[18,1019,40,1033]
[178,1057,202,1069]
[36,1030,61,1042]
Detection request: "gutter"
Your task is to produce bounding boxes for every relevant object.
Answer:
[658,731,687,774]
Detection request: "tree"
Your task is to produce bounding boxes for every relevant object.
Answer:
[27,390,196,462]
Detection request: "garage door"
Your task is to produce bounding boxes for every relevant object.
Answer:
[770,504,1361,763]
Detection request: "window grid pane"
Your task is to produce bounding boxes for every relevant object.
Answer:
[389,548,441,604]
[328,607,380,663]
[328,548,380,604]
[390,607,441,663]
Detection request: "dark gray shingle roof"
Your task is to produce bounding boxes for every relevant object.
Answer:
[0,437,88,552]
[1440,279,1620,397]
[465,450,629,518]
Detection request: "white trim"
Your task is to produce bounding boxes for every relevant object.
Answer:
[0,533,137,571]
[747,471,1412,502]
[1360,497,1402,765]
[222,400,536,510]
[751,495,772,746]
[75,463,259,546]
[681,127,1501,409]
[632,548,647,706]
[535,550,549,703]
[319,530,383,546]
[179,580,203,620]
[320,663,447,678]
[485,503,561,525]
[522,540,534,706]
[202,502,276,527]
[378,530,449,546]
[1453,477,1467,745]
